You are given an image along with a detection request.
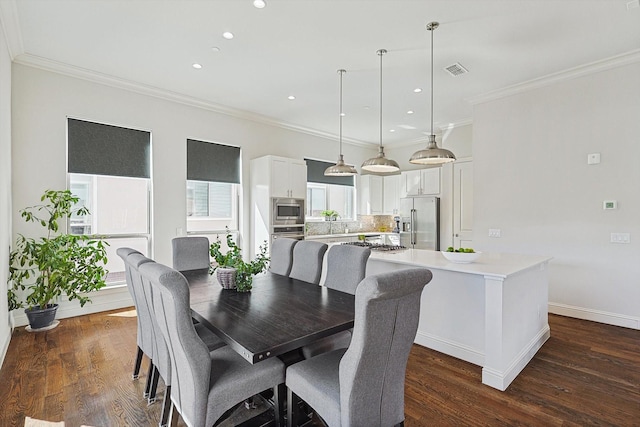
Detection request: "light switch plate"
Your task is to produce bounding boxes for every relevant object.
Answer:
[611,233,630,244]
[489,228,501,238]
[587,153,601,165]
[603,200,617,210]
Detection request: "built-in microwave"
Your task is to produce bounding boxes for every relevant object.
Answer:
[272,198,305,225]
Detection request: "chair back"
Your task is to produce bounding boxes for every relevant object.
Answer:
[139,262,212,427]
[118,249,154,356]
[339,268,432,427]
[116,247,141,300]
[172,236,211,272]
[323,245,371,294]
[288,240,328,285]
[269,238,298,276]
[135,256,173,385]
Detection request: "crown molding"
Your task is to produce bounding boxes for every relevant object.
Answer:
[13,52,374,148]
[0,0,24,59]
[467,49,640,105]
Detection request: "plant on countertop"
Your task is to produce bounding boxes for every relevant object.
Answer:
[8,190,109,327]
[321,210,339,220]
[209,229,269,292]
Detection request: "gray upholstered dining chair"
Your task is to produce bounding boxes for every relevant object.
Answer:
[132,254,226,426]
[323,244,371,294]
[269,237,298,276]
[171,236,211,272]
[116,248,154,392]
[288,240,328,285]
[286,268,433,427]
[301,244,371,359]
[139,261,286,427]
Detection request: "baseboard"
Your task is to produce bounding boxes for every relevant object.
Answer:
[549,302,640,330]
[482,324,550,391]
[0,325,11,371]
[414,330,485,366]
[12,285,134,327]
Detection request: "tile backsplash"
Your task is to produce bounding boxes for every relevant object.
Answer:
[306,215,396,236]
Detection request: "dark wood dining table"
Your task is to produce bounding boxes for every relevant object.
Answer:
[183,269,355,364]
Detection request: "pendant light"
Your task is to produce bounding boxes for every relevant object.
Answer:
[325,69,358,176]
[410,22,456,165]
[361,49,400,173]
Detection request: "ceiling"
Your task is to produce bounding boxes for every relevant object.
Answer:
[3,0,639,146]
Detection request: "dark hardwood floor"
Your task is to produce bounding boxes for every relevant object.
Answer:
[0,309,638,426]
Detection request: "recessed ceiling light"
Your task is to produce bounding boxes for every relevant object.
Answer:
[192,63,202,69]
[363,106,370,110]
[211,46,221,52]
[407,110,414,115]
[413,88,422,93]
[253,0,266,8]
[389,129,395,133]
[222,32,234,40]
[340,112,346,116]
[287,95,296,100]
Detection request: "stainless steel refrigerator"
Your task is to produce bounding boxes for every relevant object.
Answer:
[399,196,440,250]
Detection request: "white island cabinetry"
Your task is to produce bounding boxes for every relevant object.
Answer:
[367,249,552,391]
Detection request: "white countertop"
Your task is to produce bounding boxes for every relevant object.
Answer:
[306,232,394,240]
[368,249,552,279]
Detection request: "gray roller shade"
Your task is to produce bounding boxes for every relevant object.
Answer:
[67,118,151,178]
[305,158,354,186]
[187,139,240,184]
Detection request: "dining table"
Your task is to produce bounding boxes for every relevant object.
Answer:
[183,269,355,364]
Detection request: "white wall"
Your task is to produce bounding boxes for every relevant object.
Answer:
[387,124,473,249]
[473,62,640,329]
[0,17,13,368]
[10,64,377,323]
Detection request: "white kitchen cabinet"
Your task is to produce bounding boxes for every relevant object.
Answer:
[383,174,400,215]
[358,174,383,215]
[263,156,307,199]
[401,168,440,197]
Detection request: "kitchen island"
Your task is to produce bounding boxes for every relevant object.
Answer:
[366,249,552,391]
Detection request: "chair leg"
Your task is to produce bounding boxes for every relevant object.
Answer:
[144,362,155,398]
[273,384,286,427]
[132,347,144,379]
[148,366,160,404]
[287,388,299,427]
[169,402,180,427]
[159,385,172,427]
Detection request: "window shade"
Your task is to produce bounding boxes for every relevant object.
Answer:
[187,139,240,184]
[67,118,151,178]
[305,158,354,186]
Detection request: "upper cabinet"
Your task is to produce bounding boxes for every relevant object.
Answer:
[266,156,307,199]
[359,174,383,215]
[383,174,400,215]
[359,174,401,215]
[400,168,441,197]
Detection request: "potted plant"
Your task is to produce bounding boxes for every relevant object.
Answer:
[321,210,339,221]
[8,190,109,330]
[209,230,269,292]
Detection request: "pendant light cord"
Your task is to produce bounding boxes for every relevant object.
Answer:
[379,49,384,149]
[430,24,434,136]
[339,69,344,154]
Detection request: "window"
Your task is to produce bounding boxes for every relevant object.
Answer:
[67,118,151,286]
[186,140,240,234]
[305,159,355,220]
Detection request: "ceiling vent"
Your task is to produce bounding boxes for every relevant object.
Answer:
[444,62,468,77]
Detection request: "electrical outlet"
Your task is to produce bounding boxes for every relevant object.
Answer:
[610,233,630,244]
[587,153,601,165]
[488,228,501,238]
